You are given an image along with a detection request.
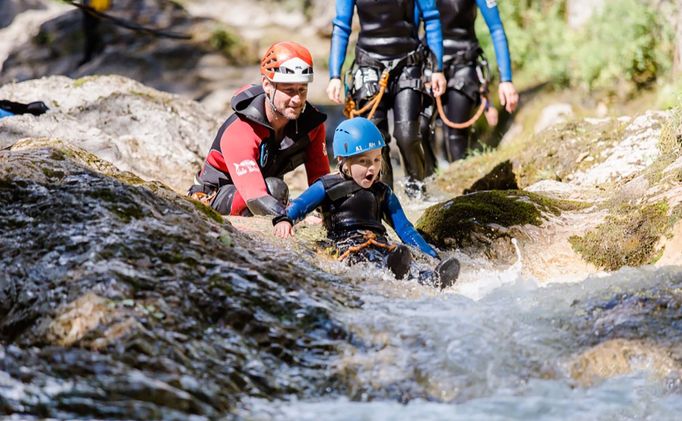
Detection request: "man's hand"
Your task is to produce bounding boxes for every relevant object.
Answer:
[431,72,446,97]
[498,81,519,113]
[274,220,294,238]
[327,78,343,104]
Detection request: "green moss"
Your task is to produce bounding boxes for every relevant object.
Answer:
[50,150,66,161]
[41,167,65,179]
[73,77,96,88]
[569,201,670,271]
[190,199,223,224]
[416,190,561,247]
[33,30,51,46]
[646,109,682,185]
[668,204,682,236]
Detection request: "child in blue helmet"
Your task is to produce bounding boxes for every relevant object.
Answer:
[273,117,459,288]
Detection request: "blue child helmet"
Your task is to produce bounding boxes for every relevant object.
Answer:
[332,117,385,158]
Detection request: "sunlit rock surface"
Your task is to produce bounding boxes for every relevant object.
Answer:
[0,139,356,419]
[426,110,682,281]
[0,75,218,192]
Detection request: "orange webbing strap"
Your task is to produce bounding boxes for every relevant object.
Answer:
[436,94,488,129]
[337,231,396,261]
[190,191,217,207]
[349,70,390,120]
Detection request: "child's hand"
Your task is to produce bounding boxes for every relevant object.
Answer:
[274,220,294,238]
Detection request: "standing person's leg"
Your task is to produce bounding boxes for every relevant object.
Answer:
[442,88,475,162]
[393,82,426,183]
[420,94,437,177]
[442,65,480,162]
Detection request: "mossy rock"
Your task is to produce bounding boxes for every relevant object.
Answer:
[416,190,562,251]
[569,201,671,271]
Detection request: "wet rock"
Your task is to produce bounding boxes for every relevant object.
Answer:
[0,139,356,418]
[415,190,564,263]
[563,272,682,386]
[568,339,679,387]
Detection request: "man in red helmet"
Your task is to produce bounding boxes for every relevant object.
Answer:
[188,41,330,216]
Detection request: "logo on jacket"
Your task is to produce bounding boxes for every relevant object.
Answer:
[486,0,497,7]
[233,160,259,176]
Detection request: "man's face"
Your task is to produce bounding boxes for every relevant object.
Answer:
[340,148,383,188]
[264,80,308,120]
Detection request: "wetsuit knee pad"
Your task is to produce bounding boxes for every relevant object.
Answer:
[264,177,289,204]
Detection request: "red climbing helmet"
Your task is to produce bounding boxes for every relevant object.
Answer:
[260,41,314,84]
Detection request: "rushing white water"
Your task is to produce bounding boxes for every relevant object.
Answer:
[238,264,682,420]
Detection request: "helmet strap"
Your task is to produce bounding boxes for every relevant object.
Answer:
[267,83,285,117]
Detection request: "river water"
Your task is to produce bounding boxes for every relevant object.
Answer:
[239,262,682,420]
[236,181,682,420]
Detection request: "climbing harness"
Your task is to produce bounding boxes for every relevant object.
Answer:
[343,46,424,119]
[344,69,389,119]
[66,1,192,40]
[336,231,396,261]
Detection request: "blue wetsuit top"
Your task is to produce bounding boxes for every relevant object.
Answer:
[0,108,14,119]
[284,179,439,258]
[475,0,512,82]
[329,0,445,78]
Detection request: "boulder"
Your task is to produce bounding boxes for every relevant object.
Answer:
[0,138,354,418]
[0,75,218,192]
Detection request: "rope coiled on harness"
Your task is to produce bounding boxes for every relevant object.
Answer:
[345,69,390,120]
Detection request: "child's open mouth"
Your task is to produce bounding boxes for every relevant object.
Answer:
[364,174,374,182]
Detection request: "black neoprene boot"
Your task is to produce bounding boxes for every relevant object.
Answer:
[386,245,412,279]
[436,257,460,289]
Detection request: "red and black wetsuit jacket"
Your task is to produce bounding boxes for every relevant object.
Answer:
[190,84,330,216]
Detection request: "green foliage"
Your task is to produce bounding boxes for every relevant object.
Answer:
[478,0,674,95]
[572,0,673,95]
[477,0,570,87]
[209,27,256,65]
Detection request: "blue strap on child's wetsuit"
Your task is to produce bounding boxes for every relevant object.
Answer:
[329,0,444,78]
[476,0,512,82]
[384,189,439,258]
